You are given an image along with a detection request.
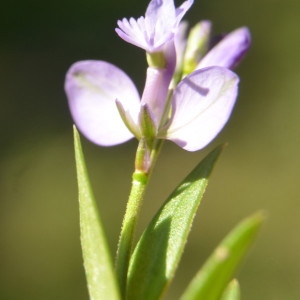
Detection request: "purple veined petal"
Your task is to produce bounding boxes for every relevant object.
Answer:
[196,27,251,70]
[65,60,141,146]
[145,0,193,47]
[116,17,150,51]
[165,66,239,151]
[145,0,177,43]
[115,0,193,53]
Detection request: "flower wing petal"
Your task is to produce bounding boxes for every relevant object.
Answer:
[65,60,140,146]
[165,67,239,151]
[197,27,251,69]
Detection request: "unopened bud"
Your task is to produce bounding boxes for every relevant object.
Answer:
[183,21,212,75]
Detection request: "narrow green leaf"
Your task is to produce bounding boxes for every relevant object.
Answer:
[73,126,120,300]
[221,279,241,300]
[180,211,265,300]
[126,145,224,300]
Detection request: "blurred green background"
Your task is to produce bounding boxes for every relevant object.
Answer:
[1,0,300,299]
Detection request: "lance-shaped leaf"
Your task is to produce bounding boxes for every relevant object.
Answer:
[73,126,120,300]
[180,211,265,300]
[221,279,241,300]
[126,145,224,300]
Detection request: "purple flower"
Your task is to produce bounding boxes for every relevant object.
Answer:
[116,0,193,53]
[65,61,239,151]
[64,0,249,152]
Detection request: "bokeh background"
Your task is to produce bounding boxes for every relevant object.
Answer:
[1,0,300,299]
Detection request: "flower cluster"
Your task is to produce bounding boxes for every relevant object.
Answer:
[65,0,250,152]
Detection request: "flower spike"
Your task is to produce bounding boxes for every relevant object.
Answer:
[66,0,247,153]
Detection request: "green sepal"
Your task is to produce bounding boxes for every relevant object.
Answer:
[73,126,120,300]
[146,51,166,68]
[139,104,157,150]
[116,99,141,139]
[126,145,224,300]
[180,211,265,300]
[221,279,241,300]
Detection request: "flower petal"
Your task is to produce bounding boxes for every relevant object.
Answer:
[116,17,149,51]
[196,27,251,69]
[145,0,177,47]
[140,67,172,128]
[65,60,140,146]
[175,0,194,23]
[165,67,239,151]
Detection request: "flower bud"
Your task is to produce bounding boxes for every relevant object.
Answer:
[183,21,211,75]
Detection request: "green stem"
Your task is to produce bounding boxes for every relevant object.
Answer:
[115,139,164,297]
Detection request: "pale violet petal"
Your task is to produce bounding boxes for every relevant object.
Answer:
[144,0,193,50]
[165,67,239,151]
[175,0,193,23]
[145,0,176,38]
[65,60,140,146]
[116,18,149,50]
[140,67,172,128]
[196,27,251,69]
